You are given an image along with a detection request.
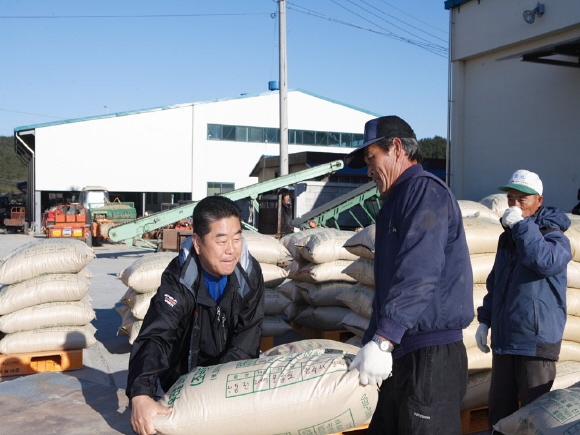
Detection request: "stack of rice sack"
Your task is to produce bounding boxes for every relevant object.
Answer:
[116,252,177,344]
[241,231,292,338]
[278,229,356,332]
[0,239,97,355]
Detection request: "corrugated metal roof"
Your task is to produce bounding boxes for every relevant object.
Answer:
[13,88,381,133]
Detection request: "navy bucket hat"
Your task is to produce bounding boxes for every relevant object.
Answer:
[343,115,416,169]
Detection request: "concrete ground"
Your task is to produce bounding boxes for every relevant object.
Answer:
[0,232,491,435]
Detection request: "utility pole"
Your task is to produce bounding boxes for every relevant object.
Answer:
[278,0,289,176]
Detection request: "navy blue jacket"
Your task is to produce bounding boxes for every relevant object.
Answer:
[478,206,572,360]
[363,164,474,358]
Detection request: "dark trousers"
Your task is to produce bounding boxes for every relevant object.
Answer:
[367,341,468,435]
[488,353,556,427]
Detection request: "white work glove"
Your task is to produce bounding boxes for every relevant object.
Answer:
[349,340,393,386]
[502,206,523,228]
[475,323,490,353]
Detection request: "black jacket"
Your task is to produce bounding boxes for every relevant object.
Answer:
[126,240,265,398]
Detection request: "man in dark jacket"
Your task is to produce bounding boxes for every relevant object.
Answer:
[476,169,572,428]
[344,116,474,434]
[127,196,265,435]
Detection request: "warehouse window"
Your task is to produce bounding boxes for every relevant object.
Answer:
[207,182,235,196]
[207,123,362,148]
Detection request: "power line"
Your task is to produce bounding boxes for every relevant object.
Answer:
[0,13,269,19]
[0,108,67,119]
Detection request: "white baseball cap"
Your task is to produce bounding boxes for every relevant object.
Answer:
[498,169,543,195]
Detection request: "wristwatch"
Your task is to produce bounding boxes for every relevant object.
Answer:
[372,334,394,352]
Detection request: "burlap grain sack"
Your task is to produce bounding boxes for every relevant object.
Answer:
[0,323,97,354]
[342,258,374,286]
[294,306,352,331]
[463,217,502,255]
[0,239,95,285]
[336,282,375,319]
[564,315,580,342]
[0,273,91,315]
[264,288,291,315]
[243,230,291,264]
[568,288,580,316]
[458,200,502,222]
[261,263,289,287]
[473,284,487,314]
[118,252,177,293]
[295,281,351,307]
[154,349,378,435]
[0,296,95,333]
[261,314,292,337]
[341,311,370,337]
[569,261,580,289]
[120,288,156,320]
[295,230,358,264]
[283,301,308,322]
[471,253,496,284]
[494,385,580,434]
[343,225,375,260]
[566,219,580,263]
[346,335,363,348]
[261,339,360,357]
[288,260,356,284]
[461,361,580,412]
[276,279,305,303]
[467,346,493,371]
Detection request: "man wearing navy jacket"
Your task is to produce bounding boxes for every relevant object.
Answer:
[476,170,572,428]
[344,116,474,434]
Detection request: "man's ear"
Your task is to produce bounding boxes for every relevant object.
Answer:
[193,233,202,255]
[392,137,403,158]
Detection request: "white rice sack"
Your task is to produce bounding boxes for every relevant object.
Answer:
[336,283,375,319]
[261,339,360,357]
[569,261,580,289]
[478,193,508,218]
[0,239,95,285]
[568,288,580,317]
[0,323,97,354]
[342,258,374,286]
[283,302,308,322]
[118,252,176,293]
[264,288,291,315]
[560,340,580,362]
[120,288,156,320]
[129,319,143,345]
[564,315,580,343]
[276,279,305,303]
[288,260,356,284]
[294,306,352,331]
[463,217,503,255]
[294,281,352,307]
[458,200,502,222]
[345,336,363,348]
[295,230,358,264]
[154,348,378,435]
[341,311,370,337]
[566,219,580,263]
[463,321,479,350]
[280,228,322,260]
[467,346,493,371]
[473,284,487,315]
[343,225,375,260]
[494,386,580,434]
[0,296,95,333]
[242,230,291,264]
[461,361,580,412]
[261,263,289,287]
[117,306,143,345]
[471,253,496,284]
[260,314,292,337]
[0,273,91,315]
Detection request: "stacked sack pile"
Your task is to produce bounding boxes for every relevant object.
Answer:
[116,252,178,344]
[278,229,357,332]
[241,231,292,339]
[0,239,97,355]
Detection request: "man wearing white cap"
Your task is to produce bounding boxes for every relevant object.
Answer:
[476,169,572,429]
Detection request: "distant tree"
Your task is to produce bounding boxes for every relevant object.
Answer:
[419,135,447,159]
[0,136,27,194]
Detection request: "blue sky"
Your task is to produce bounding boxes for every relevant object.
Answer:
[0,1,450,139]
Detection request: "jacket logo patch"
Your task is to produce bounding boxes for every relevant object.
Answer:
[164,294,177,308]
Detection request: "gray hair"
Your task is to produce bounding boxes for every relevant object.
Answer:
[375,137,423,164]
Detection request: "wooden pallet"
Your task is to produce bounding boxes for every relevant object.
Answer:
[0,349,83,377]
[291,322,354,342]
[461,406,490,434]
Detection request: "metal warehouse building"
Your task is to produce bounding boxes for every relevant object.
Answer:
[14,89,379,234]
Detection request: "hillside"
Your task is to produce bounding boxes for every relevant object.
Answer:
[0,136,27,194]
